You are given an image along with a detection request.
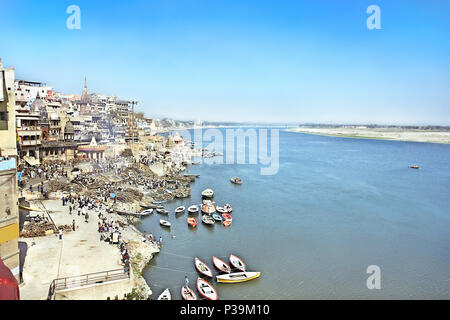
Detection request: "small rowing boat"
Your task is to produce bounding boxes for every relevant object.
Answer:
[160,219,171,227]
[181,285,197,300]
[194,257,213,277]
[221,213,232,222]
[202,214,215,225]
[216,272,261,283]
[212,256,231,273]
[157,288,171,300]
[224,203,233,213]
[409,165,420,169]
[156,208,169,214]
[223,220,231,227]
[140,203,157,209]
[140,209,153,215]
[201,200,216,214]
[191,162,201,165]
[216,206,226,214]
[229,254,246,271]
[196,278,218,300]
[230,177,243,185]
[187,217,198,227]
[201,188,214,198]
[188,205,199,214]
[212,213,223,222]
[175,206,185,214]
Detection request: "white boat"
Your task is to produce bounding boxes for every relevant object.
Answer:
[224,203,233,213]
[196,278,218,300]
[140,209,153,215]
[160,219,171,227]
[188,205,199,214]
[229,254,246,271]
[156,208,169,214]
[194,257,213,278]
[201,188,214,198]
[175,206,185,214]
[201,215,215,225]
[216,206,226,214]
[212,256,231,273]
[230,177,243,185]
[157,288,171,300]
[216,272,261,283]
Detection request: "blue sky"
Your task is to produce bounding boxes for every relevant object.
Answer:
[1,0,449,125]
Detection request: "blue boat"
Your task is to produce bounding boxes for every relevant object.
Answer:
[212,213,223,222]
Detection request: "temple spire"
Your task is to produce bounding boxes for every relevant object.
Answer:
[84,75,87,89]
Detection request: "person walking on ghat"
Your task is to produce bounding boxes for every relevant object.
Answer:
[72,219,76,231]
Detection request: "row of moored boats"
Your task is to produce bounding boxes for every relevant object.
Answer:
[157,254,261,300]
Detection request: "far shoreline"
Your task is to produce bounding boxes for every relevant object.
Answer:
[286,127,450,145]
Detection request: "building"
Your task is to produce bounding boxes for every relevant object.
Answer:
[0,59,20,282]
[15,95,41,161]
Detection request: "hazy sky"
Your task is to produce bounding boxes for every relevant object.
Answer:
[1,0,449,125]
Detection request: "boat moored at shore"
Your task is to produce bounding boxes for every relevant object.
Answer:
[194,257,213,277]
[216,271,261,283]
[212,256,231,273]
[196,278,218,300]
[229,254,246,272]
[188,205,199,214]
[160,219,171,227]
[157,288,171,300]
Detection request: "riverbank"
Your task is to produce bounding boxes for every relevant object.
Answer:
[287,127,450,144]
[19,196,159,300]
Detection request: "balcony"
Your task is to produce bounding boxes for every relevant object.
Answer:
[21,140,41,146]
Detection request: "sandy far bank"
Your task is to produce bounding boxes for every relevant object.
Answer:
[287,127,450,144]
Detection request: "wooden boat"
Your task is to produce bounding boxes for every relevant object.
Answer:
[230,177,243,185]
[409,165,420,169]
[222,220,232,227]
[202,214,215,225]
[216,272,261,283]
[160,219,171,227]
[201,200,216,214]
[152,200,167,205]
[216,206,226,214]
[212,256,231,273]
[175,206,185,214]
[188,205,199,214]
[140,203,157,209]
[224,203,233,213]
[229,254,246,271]
[181,285,197,300]
[191,162,201,165]
[212,213,223,222]
[187,217,198,227]
[194,257,213,278]
[221,213,232,222]
[140,209,153,215]
[201,188,214,198]
[196,278,218,301]
[156,208,169,214]
[157,288,171,300]
[116,210,152,217]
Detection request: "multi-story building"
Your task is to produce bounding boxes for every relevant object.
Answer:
[0,59,20,282]
[15,96,41,160]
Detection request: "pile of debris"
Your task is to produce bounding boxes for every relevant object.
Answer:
[46,179,83,193]
[20,220,57,238]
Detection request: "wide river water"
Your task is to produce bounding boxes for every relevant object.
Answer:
[139,128,450,299]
